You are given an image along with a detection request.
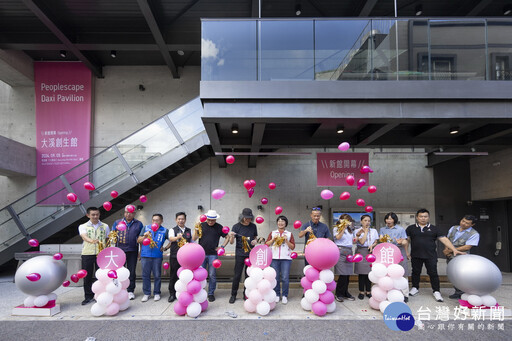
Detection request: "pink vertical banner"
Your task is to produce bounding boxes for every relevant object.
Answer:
[317,153,369,186]
[35,62,92,205]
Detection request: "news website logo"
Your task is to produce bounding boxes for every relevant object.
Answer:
[383,302,415,331]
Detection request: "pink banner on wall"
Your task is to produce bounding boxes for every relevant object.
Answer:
[317,153,369,187]
[35,62,92,205]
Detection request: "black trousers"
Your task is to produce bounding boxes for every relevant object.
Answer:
[125,251,138,293]
[168,256,180,295]
[411,257,440,292]
[335,275,351,297]
[358,274,371,292]
[231,255,249,297]
[81,255,98,300]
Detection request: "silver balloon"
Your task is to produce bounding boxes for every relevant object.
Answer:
[15,256,67,296]
[447,254,502,296]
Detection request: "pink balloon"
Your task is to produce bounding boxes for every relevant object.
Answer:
[26,273,41,282]
[178,291,194,306]
[142,238,151,246]
[249,179,256,188]
[312,301,327,316]
[369,297,381,310]
[187,280,202,295]
[121,279,130,289]
[108,270,118,279]
[326,280,337,292]
[211,189,226,200]
[217,248,225,256]
[345,175,355,186]
[174,302,187,316]
[139,195,147,203]
[200,299,208,312]
[357,178,366,190]
[77,269,88,279]
[371,285,387,302]
[319,290,335,304]
[28,239,39,247]
[212,259,222,268]
[110,190,119,198]
[113,290,129,304]
[400,255,404,262]
[151,223,159,232]
[66,193,77,202]
[378,276,394,291]
[103,201,112,211]
[268,182,276,190]
[163,262,170,270]
[339,191,351,200]
[366,254,376,263]
[244,299,256,312]
[356,199,365,207]
[177,243,206,269]
[243,180,252,190]
[177,267,184,278]
[305,267,320,282]
[365,206,373,213]
[352,254,363,263]
[275,206,283,215]
[199,215,207,223]
[368,185,377,193]
[247,187,255,198]
[304,238,340,270]
[320,189,333,200]
[70,274,79,283]
[116,222,127,231]
[226,155,235,164]
[106,302,120,316]
[338,142,350,151]
[222,226,230,234]
[293,220,302,229]
[255,216,264,224]
[290,252,298,259]
[193,267,208,282]
[62,280,70,287]
[53,253,63,260]
[360,165,374,174]
[83,182,95,191]
[261,197,268,205]
[300,277,313,290]
[269,301,276,310]
[346,254,354,262]
[126,205,135,213]
[244,258,251,267]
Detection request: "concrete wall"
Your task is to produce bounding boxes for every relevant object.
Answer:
[470,148,512,201]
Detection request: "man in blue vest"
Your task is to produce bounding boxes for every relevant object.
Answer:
[137,213,168,302]
[112,205,144,300]
[298,207,331,266]
[443,215,480,299]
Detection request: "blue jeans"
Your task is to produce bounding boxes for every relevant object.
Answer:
[141,257,162,295]
[271,259,291,297]
[202,255,219,296]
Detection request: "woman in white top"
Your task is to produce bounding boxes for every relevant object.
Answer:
[266,215,295,304]
[354,214,379,300]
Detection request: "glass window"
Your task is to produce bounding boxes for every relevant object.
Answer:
[487,20,512,80]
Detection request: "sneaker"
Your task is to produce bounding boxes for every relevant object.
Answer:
[343,294,355,301]
[154,294,161,301]
[409,287,419,296]
[141,295,150,302]
[366,293,372,298]
[433,291,444,302]
[81,298,93,305]
[282,297,288,304]
[449,293,462,300]
[275,296,280,303]
[335,295,344,302]
[128,292,135,300]
[229,296,236,304]
[357,293,365,300]
[208,295,215,302]
[168,294,176,303]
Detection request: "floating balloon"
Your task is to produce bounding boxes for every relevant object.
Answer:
[217,248,225,256]
[293,220,302,229]
[360,165,374,174]
[247,188,255,198]
[83,182,95,191]
[368,185,377,193]
[151,223,159,232]
[222,226,230,234]
[163,262,170,270]
[139,195,147,203]
[268,182,276,190]
[346,255,354,262]
[125,205,135,213]
[62,280,70,287]
[103,201,112,211]
[199,215,207,223]
[249,179,256,188]
[365,206,373,213]
[345,175,355,186]
[77,269,88,279]
[142,238,151,246]
[275,206,283,215]
[338,142,350,151]
[290,252,298,259]
[261,198,268,205]
[212,259,222,268]
[53,253,63,260]
[244,258,251,267]
[339,191,351,200]
[366,254,376,263]
[356,199,365,207]
[116,222,127,231]
[26,273,41,282]
[211,189,226,200]
[70,274,79,283]
[28,239,39,247]
[320,189,333,200]
[243,180,252,190]
[66,193,77,203]
[357,179,366,190]
[110,190,119,198]
[352,254,363,263]
[255,217,264,224]
[226,155,235,164]
[107,270,118,279]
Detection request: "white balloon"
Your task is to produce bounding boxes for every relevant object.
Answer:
[305,289,320,304]
[24,296,36,307]
[379,300,391,313]
[387,264,405,279]
[393,277,409,291]
[34,295,49,307]
[467,295,483,307]
[481,295,497,307]
[97,292,114,306]
[319,269,334,284]
[372,263,388,278]
[186,302,202,318]
[47,293,57,301]
[263,267,277,281]
[378,276,394,291]
[119,299,130,311]
[95,268,110,283]
[461,293,469,301]
[368,271,379,284]
[116,267,130,282]
[246,266,253,277]
[200,279,207,288]
[303,265,313,275]
[387,289,404,303]
[91,302,106,316]
[249,288,263,303]
[194,289,207,303]
[250,268,264,282]
[326,301,336,313]
[263,290,277,303]
[179,269,194,284]
[176,291,181,299]
[257,279,272,294]
[300,297,312,311]
[106,281,122,295]
[270,279,277,289]
[256,301,271,316]
[174,279,187,293]
[244,276,257,291]
[312,280,327,294]
[244,299,256,312]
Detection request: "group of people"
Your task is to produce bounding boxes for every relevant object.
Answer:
[78,205,479,307]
